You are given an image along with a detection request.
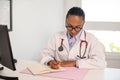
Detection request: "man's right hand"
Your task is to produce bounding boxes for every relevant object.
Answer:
[48,60,60,69]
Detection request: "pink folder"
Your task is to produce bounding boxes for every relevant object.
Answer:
[20,67,89,80]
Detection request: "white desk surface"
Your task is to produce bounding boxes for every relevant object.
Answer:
[0,60,120,80]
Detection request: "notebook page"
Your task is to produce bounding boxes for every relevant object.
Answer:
[27,63,65,74]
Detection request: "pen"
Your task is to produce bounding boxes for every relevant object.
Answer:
[53,57,60,67]
[53,57,57,62]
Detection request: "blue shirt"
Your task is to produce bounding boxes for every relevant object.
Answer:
[67,29,83,50]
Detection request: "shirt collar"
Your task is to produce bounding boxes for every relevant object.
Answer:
[67,29,83,41]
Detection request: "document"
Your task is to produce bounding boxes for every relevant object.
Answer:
[27,63,65,74]
[21,67,89,80]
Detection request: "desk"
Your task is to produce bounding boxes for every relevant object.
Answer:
[0,60,120,80]
[84,68,120,80]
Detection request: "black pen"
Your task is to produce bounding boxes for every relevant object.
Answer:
[53,57,57,62]
[53,57,60,66]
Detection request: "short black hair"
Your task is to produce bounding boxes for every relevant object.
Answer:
[66,7,85,21]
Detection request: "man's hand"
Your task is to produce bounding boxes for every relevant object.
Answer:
[48,60,60,69]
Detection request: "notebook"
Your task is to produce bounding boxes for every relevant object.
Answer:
[27,63,65,74]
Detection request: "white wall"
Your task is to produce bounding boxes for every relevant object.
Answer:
[64,0,81,16]
[9,0,64,60]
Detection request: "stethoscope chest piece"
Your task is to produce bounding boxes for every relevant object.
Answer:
[58,39,64,51]
[58,45,63,51]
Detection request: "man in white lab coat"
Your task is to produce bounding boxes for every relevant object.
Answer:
[39,7,106,69]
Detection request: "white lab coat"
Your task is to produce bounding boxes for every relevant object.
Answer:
[39,30,106,69]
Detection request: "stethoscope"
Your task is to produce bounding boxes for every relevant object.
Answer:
[58,31,88,59]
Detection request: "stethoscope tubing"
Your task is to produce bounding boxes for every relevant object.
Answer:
[77,40,88,59]
[58,31,88,59]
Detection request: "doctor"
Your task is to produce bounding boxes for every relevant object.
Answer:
[39,7,106,69]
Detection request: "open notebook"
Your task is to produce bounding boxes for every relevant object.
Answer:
[27,63,65,75]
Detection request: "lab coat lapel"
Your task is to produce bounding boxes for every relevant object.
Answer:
[80,30,86,41]
[60,31,69,52]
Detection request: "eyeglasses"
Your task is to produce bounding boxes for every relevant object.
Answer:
[66,26,82,32]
